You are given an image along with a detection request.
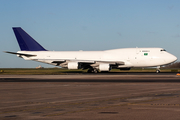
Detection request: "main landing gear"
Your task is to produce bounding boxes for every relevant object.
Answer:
[87,68,99,73]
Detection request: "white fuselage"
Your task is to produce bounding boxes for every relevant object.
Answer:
[9,27,177,72]
[17,48,177,69]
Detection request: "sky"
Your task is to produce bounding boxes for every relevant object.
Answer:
[0,0,180,68]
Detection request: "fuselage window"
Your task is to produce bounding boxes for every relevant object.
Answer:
[142,50,150,52]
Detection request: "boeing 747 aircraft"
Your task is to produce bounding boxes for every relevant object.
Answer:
[5,27,177,73]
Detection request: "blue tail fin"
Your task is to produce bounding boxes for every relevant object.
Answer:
[12,27,47,51]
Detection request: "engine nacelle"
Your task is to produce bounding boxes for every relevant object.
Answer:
[68,62,81,69]
[99,64,111,71]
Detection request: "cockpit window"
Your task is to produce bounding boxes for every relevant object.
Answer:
[160,49,166,51]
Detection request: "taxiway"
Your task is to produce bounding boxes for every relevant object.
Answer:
[0,73,180,120]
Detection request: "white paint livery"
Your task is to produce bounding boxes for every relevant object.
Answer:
[5,27,177,73]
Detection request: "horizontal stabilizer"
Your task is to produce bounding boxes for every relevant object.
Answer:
[4,51,36,57]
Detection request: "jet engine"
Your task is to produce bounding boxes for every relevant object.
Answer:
[99,64,111,71]
[68,62,81,69]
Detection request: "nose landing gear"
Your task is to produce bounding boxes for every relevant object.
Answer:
[156,66,161,73]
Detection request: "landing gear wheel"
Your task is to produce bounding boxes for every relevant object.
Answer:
[156,70,160,73]
[93,69,98,73]
[87,68,98,73]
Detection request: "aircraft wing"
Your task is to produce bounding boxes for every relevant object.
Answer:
[52,60,124,65]
[51,60,124,69]
[51,60,95,66]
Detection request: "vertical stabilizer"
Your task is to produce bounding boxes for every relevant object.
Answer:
[12,27,47,51]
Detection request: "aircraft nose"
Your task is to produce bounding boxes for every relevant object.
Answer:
[168,54,177,63]
[173,55,177,62]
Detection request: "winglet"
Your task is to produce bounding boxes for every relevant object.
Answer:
[12,27,47,51]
